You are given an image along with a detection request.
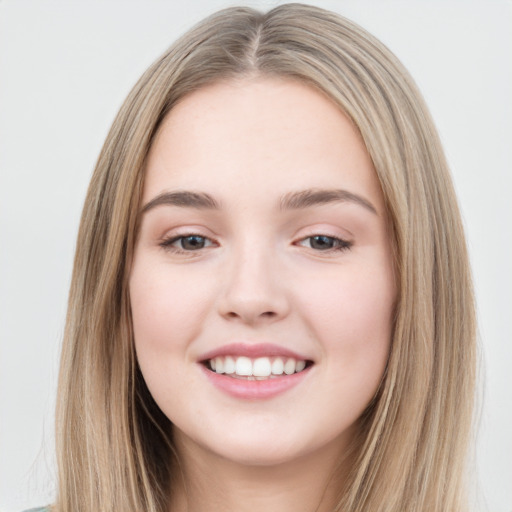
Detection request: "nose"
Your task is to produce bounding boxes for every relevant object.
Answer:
[217,243,290,326]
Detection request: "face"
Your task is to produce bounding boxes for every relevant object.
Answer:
[130,77,396,467]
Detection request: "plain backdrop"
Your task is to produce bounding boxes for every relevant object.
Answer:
[0,1,511,511]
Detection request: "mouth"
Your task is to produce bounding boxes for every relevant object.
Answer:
[198,343,314,398]
[202,355,314,380]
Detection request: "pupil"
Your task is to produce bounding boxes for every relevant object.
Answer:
[182,236,205,250]
[311,235,334,250]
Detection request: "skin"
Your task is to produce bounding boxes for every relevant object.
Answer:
[130,77,396,512]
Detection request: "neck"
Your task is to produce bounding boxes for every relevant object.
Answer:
[169,433,354,512]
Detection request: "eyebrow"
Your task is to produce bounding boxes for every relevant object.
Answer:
[141,191,221,213]
[279,188,377,214]
[141,188,377,215]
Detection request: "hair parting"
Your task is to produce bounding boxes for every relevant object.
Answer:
[55,4,476,512]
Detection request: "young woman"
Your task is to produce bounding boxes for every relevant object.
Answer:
[38,3,477,511]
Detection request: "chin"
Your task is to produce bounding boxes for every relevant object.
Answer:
[219,441,302,467]
[180,421,347,469]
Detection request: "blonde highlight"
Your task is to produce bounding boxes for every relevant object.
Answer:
[55,4,476,512]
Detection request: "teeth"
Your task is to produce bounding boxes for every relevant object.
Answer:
[253,357,271,377]
[214,356,224,374]
[271,358,284,375]
[284,358,296,375]
[295,360,306,372]
[235,356,252,376]
[224,356,235,374]
[207,355,308,378]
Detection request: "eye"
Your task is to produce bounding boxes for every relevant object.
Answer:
[160,234,216,253]
[297,235,352,252]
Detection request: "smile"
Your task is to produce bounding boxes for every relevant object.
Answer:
[198,344,314,399]
[206,356,310,379]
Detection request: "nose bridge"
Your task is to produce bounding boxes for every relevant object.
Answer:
[218,234,289,324]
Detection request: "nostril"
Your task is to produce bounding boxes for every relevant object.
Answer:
[224,310,277,320]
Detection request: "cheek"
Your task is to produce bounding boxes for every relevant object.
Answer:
[129,262,212,363]
[297,264,394,387]
[129,261,218,418]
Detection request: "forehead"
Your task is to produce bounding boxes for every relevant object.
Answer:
[143,77,384,213]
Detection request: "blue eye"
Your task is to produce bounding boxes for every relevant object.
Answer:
[179,235,208,250]
[300,235,352,252]
[160,235,215,252]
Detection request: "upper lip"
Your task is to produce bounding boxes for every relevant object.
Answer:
[198,343,313,362]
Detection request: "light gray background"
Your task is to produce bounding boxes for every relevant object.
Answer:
[0,1,510,511]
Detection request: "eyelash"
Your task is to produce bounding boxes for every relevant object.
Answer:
[159,234,217,254]
[297,235,352,252]
[159,234,352,255]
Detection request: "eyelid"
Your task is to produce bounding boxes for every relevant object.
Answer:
[293,224,353,241]
[166,234,215,245]
[157,224,218,243]
[158,231,219,255]
[291,223,354,253]
[294,234,352,252]
[156,224,353,255]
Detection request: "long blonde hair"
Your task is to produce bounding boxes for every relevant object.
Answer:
[55,4,476,511]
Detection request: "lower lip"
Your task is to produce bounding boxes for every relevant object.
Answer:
[200,365,312,400]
